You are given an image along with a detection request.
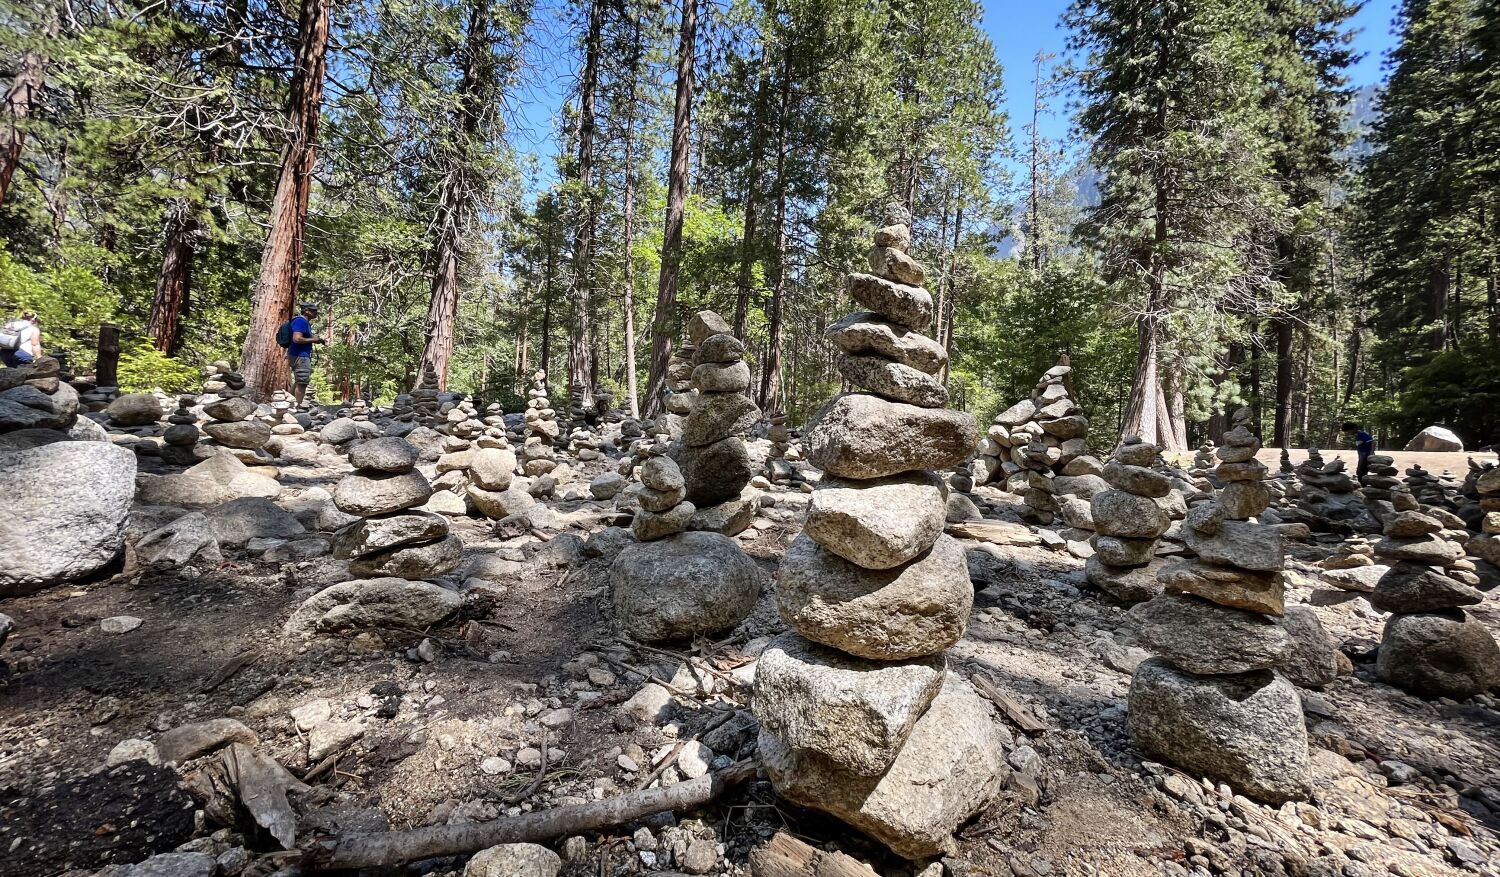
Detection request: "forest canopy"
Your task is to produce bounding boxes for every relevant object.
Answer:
[1,0,1497,451]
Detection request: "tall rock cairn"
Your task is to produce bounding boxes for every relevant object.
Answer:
[1126,408,1309,804]
[671,310,758,511]
[1368,462,1500,699]
[160,395,201,466]
[974,359,1095,509]
[521,370,560,476]
[1086,437,1170,604]
[332,437,461,579]
[753,210,1007,859]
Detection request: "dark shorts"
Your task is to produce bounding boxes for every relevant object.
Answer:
[288,354,313,386]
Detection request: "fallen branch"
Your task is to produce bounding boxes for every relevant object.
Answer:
[634,709,737,791]
[969,672,1048,734]
[302,761,757,870]
[503,732,548,805]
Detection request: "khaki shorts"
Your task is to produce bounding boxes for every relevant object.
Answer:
[288,354,313,386]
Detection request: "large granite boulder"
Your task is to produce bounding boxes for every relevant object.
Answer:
[777,533,971,661]
[805,472,947,570]
[1128,659,1310,804]
[1403,425,1462,453]
[807,394,976,480]
[754,634,945,777]
[761,676,1009,859]
[1376,610,1500,699]
[609,532,759,641]
[284,578,461,637]
[0,441,135,595]
[107,392,163,426]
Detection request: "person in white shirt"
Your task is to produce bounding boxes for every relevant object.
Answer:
[0,312,42,368]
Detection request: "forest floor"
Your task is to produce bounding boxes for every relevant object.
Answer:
[1,431,1499,877]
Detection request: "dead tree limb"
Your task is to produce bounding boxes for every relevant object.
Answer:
[302,761,757,870]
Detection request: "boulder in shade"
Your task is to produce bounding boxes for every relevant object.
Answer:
[609,532,759,641]
[1129,593,1289,675]
[1128,658,1309,804]
[284,577,461,637]
[1376,610,1500,700]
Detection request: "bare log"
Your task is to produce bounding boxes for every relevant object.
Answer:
[303,761,756,870]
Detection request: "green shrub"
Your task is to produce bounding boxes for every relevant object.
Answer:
[117,343,202,394]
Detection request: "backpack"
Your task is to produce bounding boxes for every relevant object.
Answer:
[275,321,293,349]
[0,320,26,352]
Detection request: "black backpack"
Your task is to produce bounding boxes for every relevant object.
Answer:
[276,321,293,348]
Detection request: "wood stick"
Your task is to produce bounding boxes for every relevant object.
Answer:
[634,709,736,790]
[303,761,757,870]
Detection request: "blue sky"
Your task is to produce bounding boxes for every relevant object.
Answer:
[511,0,1404,190]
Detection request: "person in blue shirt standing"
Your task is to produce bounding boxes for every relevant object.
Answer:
[1341,421,1375,480]
[287,302,327,407]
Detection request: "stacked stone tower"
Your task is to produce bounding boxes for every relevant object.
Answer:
[1368,470,1500,698]
[332,437,460,579]
[752,209,1006,859]
[973,359,1090,522]
[1127,408,1308,804]
[671,310,758,512]
[520,370,560,476]
[160,395,201,466]
[1086,437,1170,604]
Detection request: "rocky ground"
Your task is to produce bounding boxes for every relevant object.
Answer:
[2,428,1498,877]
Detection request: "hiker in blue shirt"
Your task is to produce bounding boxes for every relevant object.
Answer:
[1342,421,1375,480]
[286,302,326,407]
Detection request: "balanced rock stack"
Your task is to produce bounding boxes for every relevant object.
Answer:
[1294,448,1366,530]
[332,437,460,578]
[521,370,560,476]
[753,212,1006,859]
[670,310,758,512]
[1403,463,1454,509]
[1127,408,1309,804]
[202,390,272,459]
[1085,438,1169,603]
[199,361,237,399]
[764,413,793,483]
[974,359,1093,518]
[0,355,80,432]
[409,362,444,427]
[662,343,696,417]
[1468,466,1500,566]
[1359,453,1418,521]
[269,391,303,437]
[1189,441,1215,488]
[609,455,758,641]
[160,395,202,466]
[1369,479,1500,699]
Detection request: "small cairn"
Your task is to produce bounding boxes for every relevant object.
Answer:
[409,362,444,427]
[669,310,759,523]
[269,391,304,437]
[974,358,1095,520]
[753,208,1007,859]
[332,436,460,578]
[160,395,202,466]
[608,455,758,641]
[1468,466,1500,566]
[521,370,560,476]
[1086,437,1169,603]
[1369,470,1499,698]
[1294,447,1366,530]
[1127,407,1309,804]
[201,384,271,460]
[1189,440,1216,489]
[1403,463,1452,509]
[662,344,696,417]
[0,355,79,432]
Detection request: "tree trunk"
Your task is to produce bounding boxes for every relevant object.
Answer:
[541,231,556,381]
[96,324,120,388]
[417,0,491,391]
[1272,311,1292,448]
[757,55,790,416]
[1121,315,1163,445]
[619,7,643,418]
[239,0,330,399]
[0,7,54,207]
[940,199,963,384]
[643,0,697,418]
[1429,261,1449,351]
[732,38,772,342]
[147,201,199,356]
[569,0,603,406]
[1342,320,1360,407]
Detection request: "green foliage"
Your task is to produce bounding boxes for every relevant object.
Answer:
[117,344,203,394]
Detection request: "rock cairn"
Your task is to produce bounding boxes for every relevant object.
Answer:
[1403,463,1453,509]
[608,454,758,642]
[202,389,271,460]
[160,395,201,466]
[1086,438,1169,603]
[521,371,560,476]
[1127,408,1309,804]
[332,437,460,578]
[670,310,758,514]
[410,362,443,427]
[753,210,1006,859]
[1189,441,1215,489]
[1468,466,1500,564]
[1293,448,1366,530]
[974,358,1095,524]
[764,413,794,484]
[0,355,79,433]
[1369,466,1500,698]
[662,344,696,417]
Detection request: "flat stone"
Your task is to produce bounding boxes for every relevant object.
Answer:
[778,533,970,660]
[807,393,976,480]
[867,245,926,285]
[846,273,933,330]
[284,577,462,637]
[1382,510,1442,538]
[1278,606,1339,689]
[836,354,947,408]
[1130,593,1290,674]
[203,420,272,449]
[1102,463,1169,498]
[631,501,696,541]
[992,398,1036,428]
[805,471,947,569]
[682,392,759,447]
[202,396,256,423]
[156,719,259,764]
[1128,659,1309,804]
[466,484,535,519]
[1370,564,1483,613]
[205,497,306,548]
[349,534,462,579]
[761,676,1008,859]
[1182,519,1285,572]
[334,469,434,516]
[754,633,945,777]
[333,512,449,559]
[825,312,947,375]
[1160,558,1285,616]
[1373,534,1463,566]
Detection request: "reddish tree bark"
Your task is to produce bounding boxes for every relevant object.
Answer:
[238,0,331,399]
[644,0,697,418]
[567,0,603,406]
[0,8,54,208]
[147,202,200,355]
